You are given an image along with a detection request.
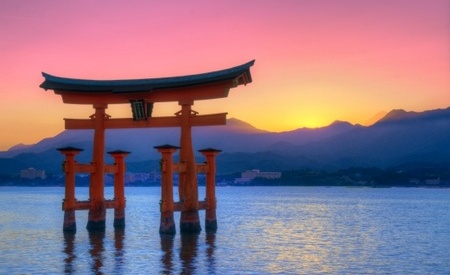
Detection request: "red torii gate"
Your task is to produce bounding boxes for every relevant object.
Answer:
[40,60,254,234]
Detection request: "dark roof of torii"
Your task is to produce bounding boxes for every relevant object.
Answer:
[40,60,254,93]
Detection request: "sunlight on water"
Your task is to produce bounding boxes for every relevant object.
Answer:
[0,186,449,274]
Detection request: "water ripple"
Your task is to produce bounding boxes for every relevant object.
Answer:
[1,186,450,274]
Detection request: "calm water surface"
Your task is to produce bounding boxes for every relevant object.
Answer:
[1,186,449,274]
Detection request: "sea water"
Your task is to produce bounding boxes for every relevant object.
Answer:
[1,186,449,274]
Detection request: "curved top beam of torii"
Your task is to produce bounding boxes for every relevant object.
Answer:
[40,60,255,104]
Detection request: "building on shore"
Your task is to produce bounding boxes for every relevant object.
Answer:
[20,167,46,180]
[234,169,282,184]
[124,171,160,184]
[425,178,441,185]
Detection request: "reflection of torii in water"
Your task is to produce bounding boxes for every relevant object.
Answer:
[40,60,255,234]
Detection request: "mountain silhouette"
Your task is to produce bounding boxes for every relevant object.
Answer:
[2,107,450,174]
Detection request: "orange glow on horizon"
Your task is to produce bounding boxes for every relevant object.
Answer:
[0,0,449,150]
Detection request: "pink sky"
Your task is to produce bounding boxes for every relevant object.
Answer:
[0,0,449,151]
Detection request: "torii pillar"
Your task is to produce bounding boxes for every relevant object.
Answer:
[178,100,201,233]
[87,103,108,230]
[108,150,130,228]
[58,146,84,232]
[199,148,222,232]
[155,144,179,234]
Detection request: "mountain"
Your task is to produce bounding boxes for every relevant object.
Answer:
[7,143,32,152]
[276,107,450,168]
[0,117,354,162]
[2,107,450,175]
[363,111,387,126]
[376,109,421,124]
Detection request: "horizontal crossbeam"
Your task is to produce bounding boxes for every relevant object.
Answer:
[64,113,227,129]
[62,199,119,211]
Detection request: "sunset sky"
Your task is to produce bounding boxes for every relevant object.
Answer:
[0,0,449,151]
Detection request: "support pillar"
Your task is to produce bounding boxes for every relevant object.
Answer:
[199,148,221,232]
[155,145,179,235]
[58,147,84,233]
[87,104,107,231]
[108,150,130,228]
[178,100,201,234]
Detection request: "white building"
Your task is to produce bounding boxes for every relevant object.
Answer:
[234,169,282,184]
[20,167,46,180]
[241,169,282,179]
[425,178,440,185]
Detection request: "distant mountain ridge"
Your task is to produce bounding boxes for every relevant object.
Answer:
[2,107,450,174]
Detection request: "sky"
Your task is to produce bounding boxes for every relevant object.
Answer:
[0,0,449,151]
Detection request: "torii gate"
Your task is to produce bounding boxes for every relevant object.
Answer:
[40,60,254,234]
